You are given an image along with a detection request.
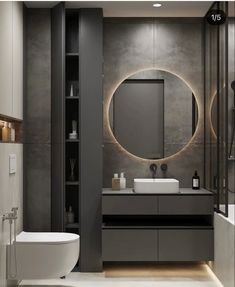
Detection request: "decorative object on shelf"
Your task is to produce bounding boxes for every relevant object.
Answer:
[69,120,78,140]
[72,120,77,134]
[67,206,75,224]
[2,122,9,142]
[0,121,3,140]
[0,118,22,143]
[9,123,15,142]
[69,158,76,181]
[70,84,74,97]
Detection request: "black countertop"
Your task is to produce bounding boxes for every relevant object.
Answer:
[102,188,213,195]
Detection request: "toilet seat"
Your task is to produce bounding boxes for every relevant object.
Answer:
[16,231,79,245]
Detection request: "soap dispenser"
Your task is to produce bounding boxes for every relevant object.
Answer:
[120,172,126,189]
[192,170,200,190]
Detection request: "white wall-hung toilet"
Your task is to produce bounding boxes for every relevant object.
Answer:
[7,231,80,280]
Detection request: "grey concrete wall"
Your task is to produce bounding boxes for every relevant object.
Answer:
[103,18,204,188]
[24,9,51,231]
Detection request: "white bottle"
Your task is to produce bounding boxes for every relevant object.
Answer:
[67,206,74,224]
[120,172,126,189]
[9,123,15,142]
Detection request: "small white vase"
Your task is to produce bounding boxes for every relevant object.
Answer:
[70,84,74,97]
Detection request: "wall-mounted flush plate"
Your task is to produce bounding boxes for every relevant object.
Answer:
[9,154,16,174]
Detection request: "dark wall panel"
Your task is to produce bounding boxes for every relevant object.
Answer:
[51,3,65,231]
[24,9,51,231]
[79,8,103,272]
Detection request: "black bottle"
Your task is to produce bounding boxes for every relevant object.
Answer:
[192,170,200,190]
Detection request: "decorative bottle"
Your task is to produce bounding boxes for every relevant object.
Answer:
[67,206,75,224]
[120,172,126,189]
[2,122,9,142]
[9,123,15,142]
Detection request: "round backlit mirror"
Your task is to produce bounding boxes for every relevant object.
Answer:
[108,69,198,159]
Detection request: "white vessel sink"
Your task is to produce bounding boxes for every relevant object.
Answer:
[134,178,179,194]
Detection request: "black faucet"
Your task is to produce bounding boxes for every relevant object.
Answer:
[149,163,157,179]
[160,163,168,172]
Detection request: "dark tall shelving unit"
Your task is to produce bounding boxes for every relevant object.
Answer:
[52,3,103,272]
[65,10,80,234]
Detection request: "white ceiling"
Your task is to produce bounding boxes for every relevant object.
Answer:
[25,1,213,17]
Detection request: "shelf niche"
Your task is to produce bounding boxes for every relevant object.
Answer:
[0,114,23,143]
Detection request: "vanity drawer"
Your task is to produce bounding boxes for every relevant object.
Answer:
[102,229,158,261]
[159,229,214,261]
[102,195,158,215]
[158,195,214,215]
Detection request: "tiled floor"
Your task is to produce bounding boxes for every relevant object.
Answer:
[20,264,223,287]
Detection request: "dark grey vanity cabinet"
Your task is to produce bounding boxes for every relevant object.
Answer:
[158,195,214,215]
[158,229,213,261]
[103,229,158,261]
[102,190,214,262]
[102,195,158,215]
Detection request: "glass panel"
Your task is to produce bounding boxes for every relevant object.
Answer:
[218,2,228,216]
[205,2,219,207]
[205,2,230,216]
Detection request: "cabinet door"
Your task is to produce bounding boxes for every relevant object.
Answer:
[158,195,214,215]
[159,229,214,261]
[12,2,23,120]
[103,229,158,261]
[0,2,13,117]
[102,195,158,215]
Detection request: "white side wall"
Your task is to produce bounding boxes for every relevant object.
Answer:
[0,2,23,120]
[0,2,24,287]
[0,2,13,117]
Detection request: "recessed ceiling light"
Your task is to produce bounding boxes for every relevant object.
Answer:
[153,3,162,8]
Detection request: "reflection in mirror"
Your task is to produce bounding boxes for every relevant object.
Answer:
[211,93,217,138]
[109,70,198,159]
[211,81,235,159]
